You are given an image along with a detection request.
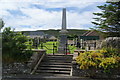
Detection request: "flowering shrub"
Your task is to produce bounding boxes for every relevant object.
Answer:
[76,48,120,73]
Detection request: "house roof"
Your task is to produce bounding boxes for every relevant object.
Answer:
[29,35,44,38]
[82,30,99,36]
[80,30,100,40]
[49,36,57,40]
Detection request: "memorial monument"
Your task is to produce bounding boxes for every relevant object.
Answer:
[58,8,68,54]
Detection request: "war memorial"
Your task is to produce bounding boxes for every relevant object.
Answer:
[1,5,120,80]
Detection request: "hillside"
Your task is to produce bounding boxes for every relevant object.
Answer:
[38,29,88,36]
[22,29,88,37]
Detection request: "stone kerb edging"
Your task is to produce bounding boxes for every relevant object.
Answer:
[27,49,46,74]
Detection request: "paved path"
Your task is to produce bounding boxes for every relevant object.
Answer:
[2,74,120,80]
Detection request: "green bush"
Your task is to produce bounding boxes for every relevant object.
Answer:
[76,48,120,73]
[2,27,33,63]
[68,45,77,54]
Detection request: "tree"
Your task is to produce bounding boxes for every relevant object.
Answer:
[2,27,32,62]
[92,1,120,37]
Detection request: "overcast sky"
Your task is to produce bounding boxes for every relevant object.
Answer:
[0,0,108,31]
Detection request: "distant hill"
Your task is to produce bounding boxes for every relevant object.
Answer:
[22,29,88,37]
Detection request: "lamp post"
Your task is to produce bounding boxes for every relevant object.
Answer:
[0,19,4,31]
[0,19,4,80]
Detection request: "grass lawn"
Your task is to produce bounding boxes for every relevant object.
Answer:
[38,41,77,54]
[68,45,77,54]
[38,41,58,54]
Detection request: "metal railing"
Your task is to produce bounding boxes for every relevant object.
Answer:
[40,42,58,55]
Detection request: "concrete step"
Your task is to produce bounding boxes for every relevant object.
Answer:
[36,70,70,74]
[39,64,72,68]
[46,55,73,58]
[35,73,70,76]
[46,55,73,57]
[40,62,72,65]
[33,54,73,77]
[46,56,72,58]
[42,59,72,63]
[45,57,72,60]
[47,54,73,56]
[42,60,72,63]
[44,58,72,61]
[38,67,71,71]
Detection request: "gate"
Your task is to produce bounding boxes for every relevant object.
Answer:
[39,42,76,55]
[30,37,80,55]
[40,42,58,55]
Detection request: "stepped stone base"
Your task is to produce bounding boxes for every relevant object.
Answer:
[58,34,68,54]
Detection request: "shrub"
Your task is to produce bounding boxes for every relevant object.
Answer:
[76,48,120,73]
[2,27,33,63]
[99,57,119,73]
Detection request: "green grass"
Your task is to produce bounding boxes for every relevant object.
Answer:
[38,41,77,54]
[68,45,77,54]
[38,41,58,54]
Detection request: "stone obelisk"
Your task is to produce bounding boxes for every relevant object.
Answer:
[58,8,68,54]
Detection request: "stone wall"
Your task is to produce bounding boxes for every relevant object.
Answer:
[101,37,120,49]
[27,49,46,71]
[2,49,46,78]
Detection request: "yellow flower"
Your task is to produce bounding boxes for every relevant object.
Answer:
[99,49,107,54]
[114,57,120,62]
[99,57,116,68]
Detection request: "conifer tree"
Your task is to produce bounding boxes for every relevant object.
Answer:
[92,1,120,37]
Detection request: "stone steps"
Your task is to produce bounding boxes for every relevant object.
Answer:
[35,73,70,76]
[45,58,72,60]
[45,55,73,58]
[36,70,70,74]
[39,64,72,68]
[35,54,73,76]
[44,56,72,60]
[42,60,72,63]
[40,62,71,65]
[38,67,71,71]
